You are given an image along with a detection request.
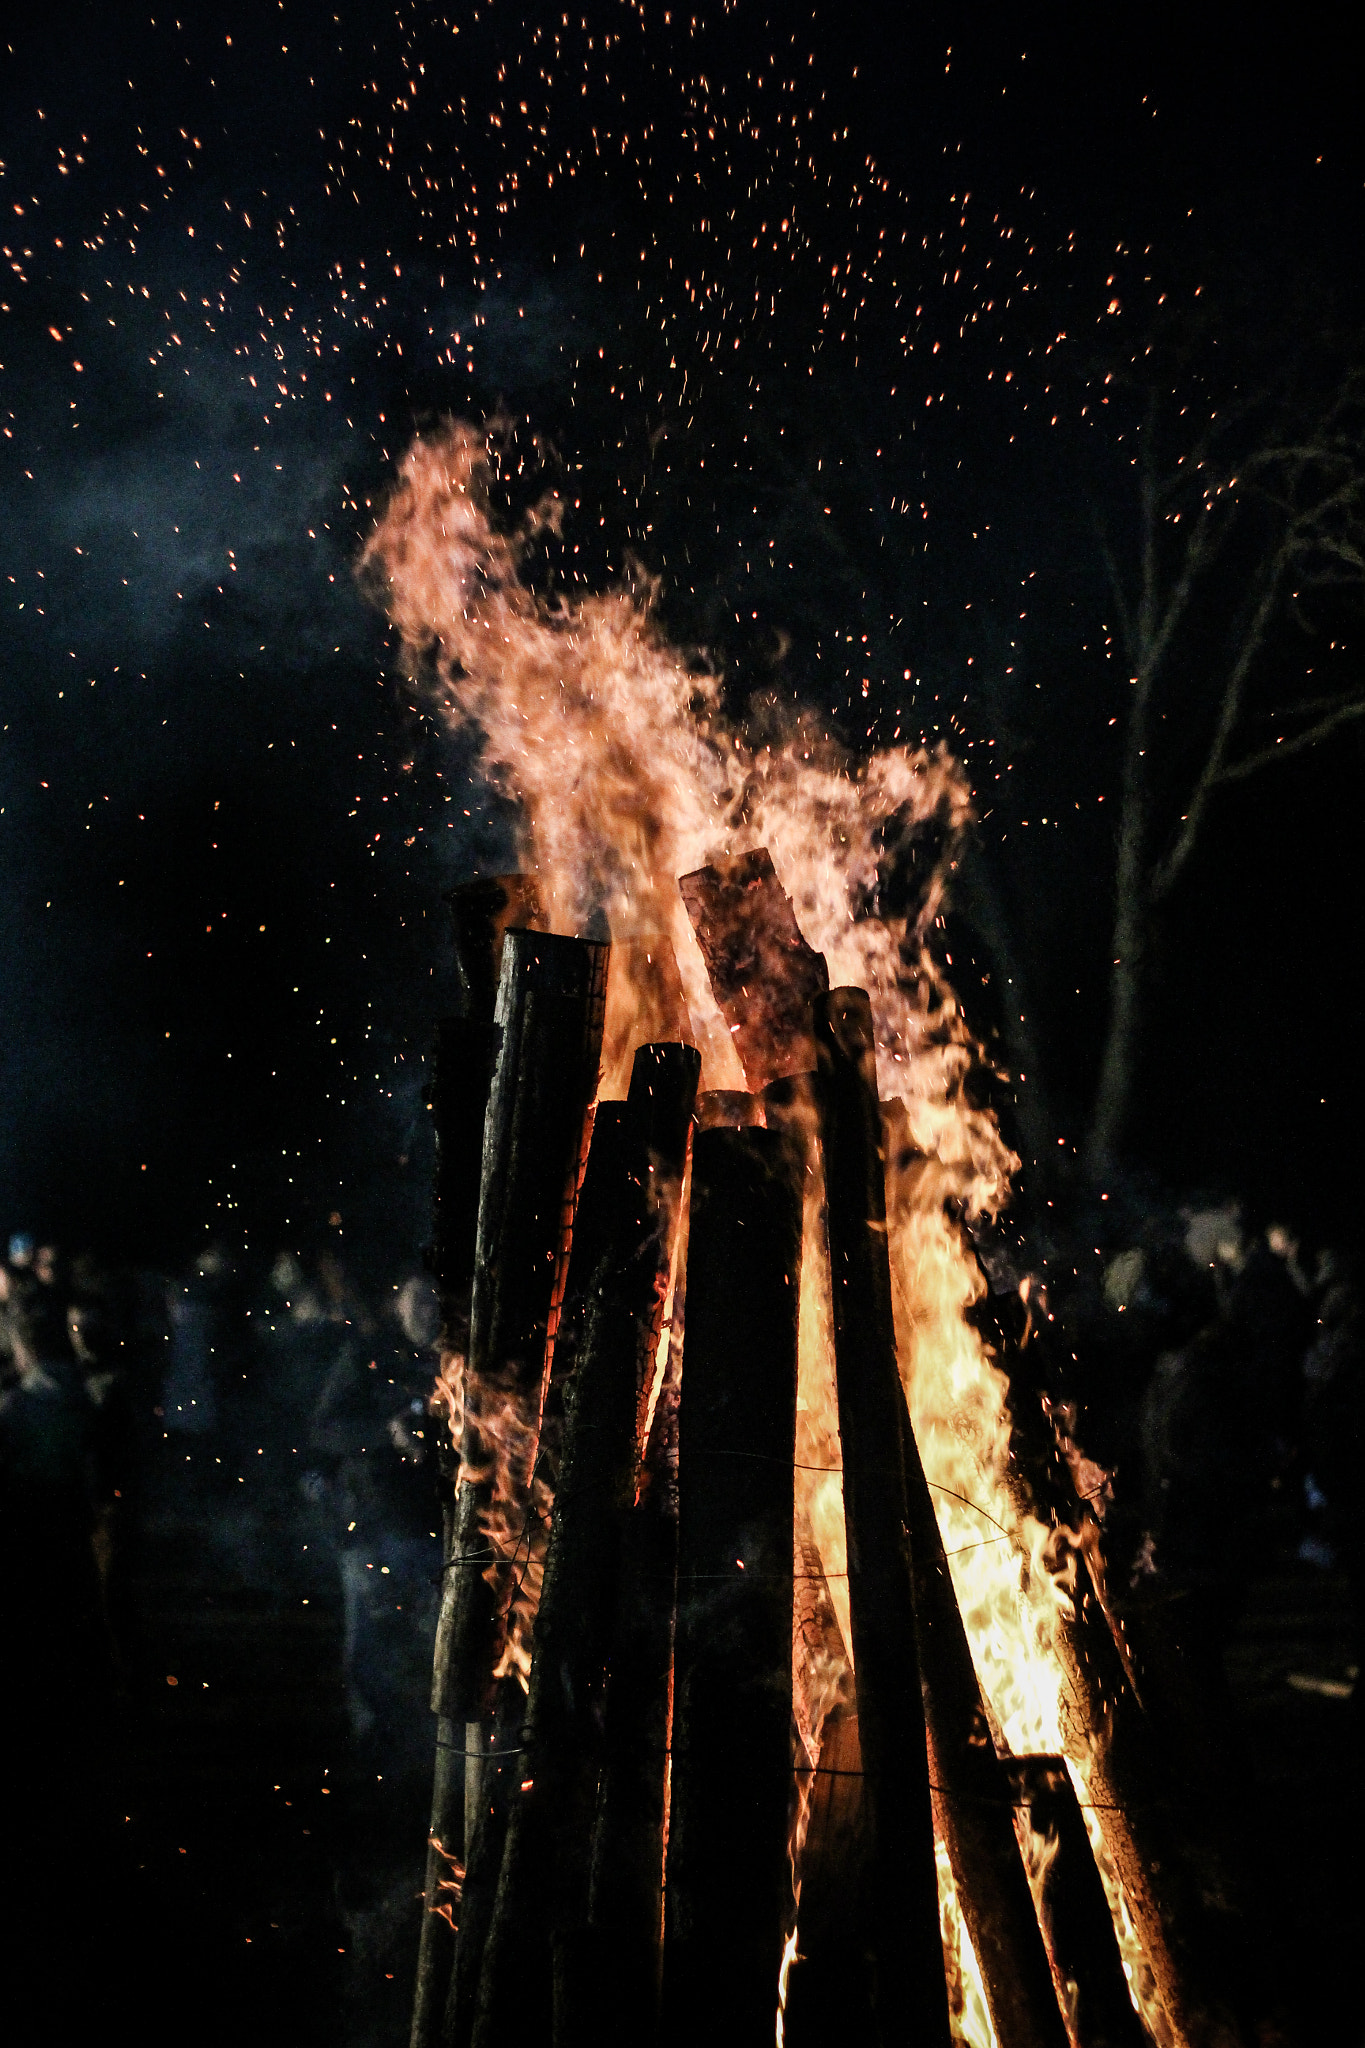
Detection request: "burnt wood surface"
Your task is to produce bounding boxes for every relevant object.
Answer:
[898,1399,1070,2048]
[781,1705,879,2045]
[582,1129,691,2042]
[472,1045,698,2048]
[661,1125,802,2048]
[412,1013,497,2048]
[1004,1756,1150,2048]
[678,848,829,1090]
[432,930,607,1727]
[441,1684,525,2048]
[445,875,546,1025]
[814,986,951,2048]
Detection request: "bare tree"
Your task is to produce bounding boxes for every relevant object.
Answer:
[1084,360,1365,1176]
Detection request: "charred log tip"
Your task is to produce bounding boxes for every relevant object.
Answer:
[814,985,878,1080]
[445,872,548,1021]
[627,1041,702,1171]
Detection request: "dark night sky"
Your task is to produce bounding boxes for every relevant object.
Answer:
[2,3,1361,1269]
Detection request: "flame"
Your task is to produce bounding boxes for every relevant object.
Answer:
[936,1836,1000,2048]
[459,1374,556,1690]
[358,420,996,1140]
[363,419,1158,2031]
[426,1833,466,1933]
[428,1345,466,1447]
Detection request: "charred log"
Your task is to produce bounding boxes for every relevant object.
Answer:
[897,1399,1070,2048]
[432,929,607,1727]
[679,849,829,1090]
[661,1126,802,2048]
[446,875,546,1026]
[442,1683,526,2048]
[781,1706,878,2045]
[582,1130,691,2043]
[1004,1756,1149,2048]
[814,986,951,2048]
[473,1045,699,2048]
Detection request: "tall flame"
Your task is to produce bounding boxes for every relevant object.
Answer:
[363,420,1153,2041]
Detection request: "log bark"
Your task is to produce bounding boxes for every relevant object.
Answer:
[679,848,829,1089]
[814,986,951,2048]
[581,1133,691,2043]
[898,1400,1070,2048]
[442,1683,526,2048]
[991,1370,1229,2044]
[1004,1756,1149,2048]
[781,1705,878,2046]
[429,1016,501,1313]
[882,1116,1208,2044]
[445,874,546,1025]
[412,917,507,2048]
[410,1714,471,2048]
[472,1045,699,2048]
[661,1126,803,2048]
[432,929,607,1725]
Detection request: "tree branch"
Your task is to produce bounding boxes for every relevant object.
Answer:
[1216,697,1365,784]
[1147,562,1286,905]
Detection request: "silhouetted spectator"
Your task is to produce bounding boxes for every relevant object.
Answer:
[1301,1258,1364,1725]
[307,1265,440,1772]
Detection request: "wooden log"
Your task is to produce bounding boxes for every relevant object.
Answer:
[429,1016,501,1317]
[660,1126,803,2048]
[472,1044,699,2048]
[781,1705,879,2045]
[813,986,951,2048]
[979,1326,1230,2043]
[1004,1756,1150,2048]
[897,1400,1071,2048]
[880,1108,1205,2044]
[442,1681,526,2048]
[679,848,829,1089]
[446,874,546,1024]
[433,928,608,1726]
[410,1713,470,2048]
[581,1134,691,2043]
[412,896,515,2048]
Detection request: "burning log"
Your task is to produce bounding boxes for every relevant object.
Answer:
[1047,1613,1239,2048]
[661,1125,803,2048]
[581,1413,679,2043]
[412,890,518,2048]
[1004,1756,1150,2048]
[782,1705,879,2044]
[986,1346,1230,2043]
[472,1043,699,2048]
[782,1502,876,2046]
[418,929,604,2048]
[446,874,546,1024]
[432,927,608,1727]
[813,986,952,2048]
[582,1054,712,2041]
[896,1409,1070,2048]
[442,1682,526,2048]
[679,849,829,1089]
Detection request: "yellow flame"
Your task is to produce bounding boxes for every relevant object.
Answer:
[364,420,1160,2029]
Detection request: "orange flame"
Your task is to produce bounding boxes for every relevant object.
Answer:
[362,419,1157,2037]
